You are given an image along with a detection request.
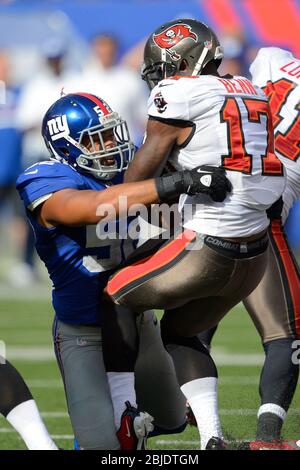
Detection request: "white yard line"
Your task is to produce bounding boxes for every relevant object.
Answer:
[40,412,69,418]
[219,408,300,416]
[26,379,63,389]
[25,377,258,388]
[0,285,51,300]
[43,408,300,417]
[154,440,199,446]
[0,429,74,440]
[212,351,264,366]
[219,376,259,385]
[0,429,17,433]
[24,376,260,388]
[0,412,68,420]
[2,346,265,365]
[5,346,55,361]
[1,408,300,421]
[154,439,249,446]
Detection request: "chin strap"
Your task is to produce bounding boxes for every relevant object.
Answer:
[192,46,209,76]
[192,44,224,76]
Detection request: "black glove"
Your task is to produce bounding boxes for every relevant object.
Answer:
[155,165,232,202]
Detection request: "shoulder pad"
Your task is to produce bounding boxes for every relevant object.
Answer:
[17,160,79,185]
[148,78,189,121]
[16,160,84,209]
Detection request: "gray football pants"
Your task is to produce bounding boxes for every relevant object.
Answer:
[53,311,186,450]
[108,230,269,336]
[244,220,300,342]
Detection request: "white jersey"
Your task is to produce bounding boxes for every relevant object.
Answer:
[250,47,300,223]
[148,74,286,237]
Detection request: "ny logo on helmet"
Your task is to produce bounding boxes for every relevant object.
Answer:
[47,115,69,141]
[153,23,198,61]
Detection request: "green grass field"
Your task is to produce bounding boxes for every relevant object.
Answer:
[0,298,299,450]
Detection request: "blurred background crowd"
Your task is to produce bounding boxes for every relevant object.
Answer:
[0,0,300,290]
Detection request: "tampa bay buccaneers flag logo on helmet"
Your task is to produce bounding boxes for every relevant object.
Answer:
[153,23,198,61]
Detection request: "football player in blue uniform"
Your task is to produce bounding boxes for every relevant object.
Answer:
[16,92,231,450]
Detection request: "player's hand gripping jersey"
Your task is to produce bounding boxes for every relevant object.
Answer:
[17,160,136,325]
[148,74,286,237]
[250,47,300,223]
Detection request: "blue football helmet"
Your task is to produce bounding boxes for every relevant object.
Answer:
[42,92,135,180]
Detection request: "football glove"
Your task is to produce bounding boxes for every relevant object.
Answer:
[155,165,232,202]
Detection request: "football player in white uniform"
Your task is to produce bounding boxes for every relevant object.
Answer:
[249,51,300,446]
[199,47,300,450]
[107,19,286,449]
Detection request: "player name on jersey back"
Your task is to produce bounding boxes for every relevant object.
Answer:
[280,61,300,80]
[217,77,259,96]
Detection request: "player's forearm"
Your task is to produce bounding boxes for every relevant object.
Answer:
[42,182,159,226]
[125,149,167,182]
[125,122,177,182]
[43,165,228,226]
[57,182,159,225]
[91,180,159,223]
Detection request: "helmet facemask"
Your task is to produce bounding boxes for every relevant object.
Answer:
[75,112,134,180]
[141,61,177,90]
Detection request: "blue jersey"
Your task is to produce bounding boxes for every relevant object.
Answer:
[16,161,136,325]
